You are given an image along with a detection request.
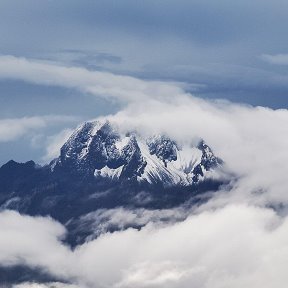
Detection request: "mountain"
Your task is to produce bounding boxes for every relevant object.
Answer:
[52,120,222,185]
[0,120,227,246]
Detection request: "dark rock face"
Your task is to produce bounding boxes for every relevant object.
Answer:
[57,121,148,180]
[54,120,223,185]
[197,140,222,170]
[192,140,223,182]
[119,136,147,179]
[58,121,115,175]
[147,135,178,166]
[0,265,65,286]
[0,160,36,187]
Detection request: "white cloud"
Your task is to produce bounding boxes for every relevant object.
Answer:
[42,128,74,162]
[0,116,77,143]
[103,97,288,205]
[0,210,70,269]
[261,53,288,65]
[13,283,79,288]
[2,205,288,288]
[0,117,46,142]
[72,207,190,241]
[0,55,185,103]
[3,55,283,204]
[1,56,288,288]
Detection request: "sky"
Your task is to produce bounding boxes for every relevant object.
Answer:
[1,0,288,164]
[1,2,288,288]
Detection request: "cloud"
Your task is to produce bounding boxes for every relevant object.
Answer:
[2,204,288,288]
[261,54,288,65]
[47,49,122,67]
[1,91,288,288]
[2,1,288,108]
[0,56,185,104]
[1,56,288,288]
[0,117,46,142]
[42,128,74,163]
[69,207,191,242]
[102,96,288,206]
[5,57,284,206]
[13,283,79,288]
[0,115,77,143]
[0,210,69,269]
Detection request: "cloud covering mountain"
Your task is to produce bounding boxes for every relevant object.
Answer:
[1,1,288,287]
[0,58,288,287]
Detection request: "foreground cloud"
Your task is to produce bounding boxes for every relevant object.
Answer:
[1,205,288,288]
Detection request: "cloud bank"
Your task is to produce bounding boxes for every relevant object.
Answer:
[1,205,288,288]
[103,96,288,206]
[1,56,288,288]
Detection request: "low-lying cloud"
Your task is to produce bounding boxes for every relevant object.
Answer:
[69,207,191,242]
[1,205,288,288]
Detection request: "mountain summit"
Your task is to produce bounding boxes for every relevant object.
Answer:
[52,120,222,186]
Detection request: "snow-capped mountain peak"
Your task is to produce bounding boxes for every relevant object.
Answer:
[53,120,222,186]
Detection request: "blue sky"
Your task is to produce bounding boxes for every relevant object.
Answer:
[1,0,288,164]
